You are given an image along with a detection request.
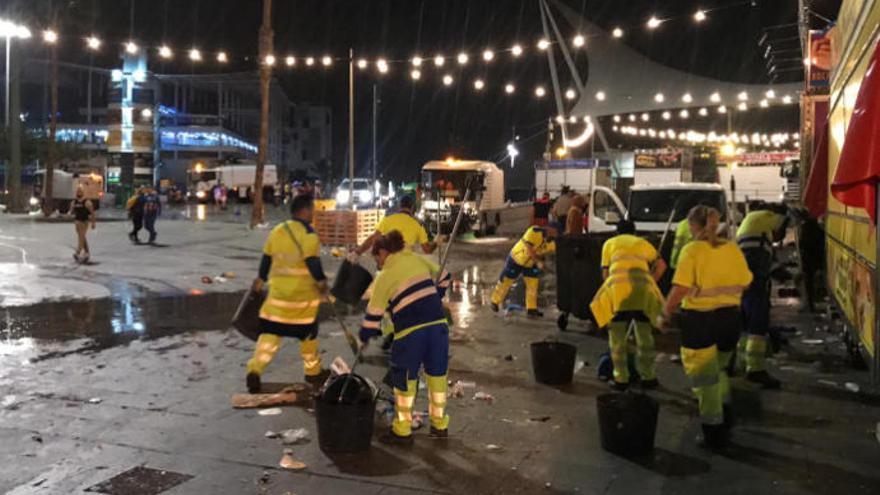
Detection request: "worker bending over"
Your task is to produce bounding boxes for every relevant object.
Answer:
[359,230,452,445]
[736,203,789,389]
[353,195,442,258]
[246,195,329,393]
[663,206,752,450]
[490,224,558,317]
[590,220,666,391]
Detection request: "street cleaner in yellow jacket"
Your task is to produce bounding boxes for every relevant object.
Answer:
[359,230,453,445]
[662,206,752,450]
[490,224,558,317]
[247,195,330,393]
[590,220,666,391]
[736,203,789,389]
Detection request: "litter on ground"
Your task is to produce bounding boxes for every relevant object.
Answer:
[258,408,283,416]
[279,453,307,470]
[279,428,310,445]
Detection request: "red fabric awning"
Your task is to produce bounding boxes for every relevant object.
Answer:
[804,104,829,218]
[830,40,880,223]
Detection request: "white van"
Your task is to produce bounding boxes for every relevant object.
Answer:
[419,159,506,236]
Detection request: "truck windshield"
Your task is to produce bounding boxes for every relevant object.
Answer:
[421,170,483,200]
[629,190,727,222]
[339,179,371,191]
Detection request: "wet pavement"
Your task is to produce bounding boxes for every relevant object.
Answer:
[1,207,879,494]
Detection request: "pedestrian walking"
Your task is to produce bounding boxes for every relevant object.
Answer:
[69,188,96,263]
[531,192,552,227]
[565,194,587,235]
[141,187,162,244]
[246,195,330,393]
[127,187,144,244]
[490,224,557,317]
[552,186,574,226]
[662,206,753,450]
[590,220,666,391]
[736,203,789,388]
[358,230,453,445]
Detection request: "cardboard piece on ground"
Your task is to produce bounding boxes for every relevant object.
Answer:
[231,385,309,409]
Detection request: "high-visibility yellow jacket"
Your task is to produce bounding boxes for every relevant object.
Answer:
[360,250,451,342]
[510,226,556,268]
[670,220,693,269]
[672,240,753,311]
[591,234,664,328]
[259,219,323,326]
[736,210,785,250]
[377,212,429,249]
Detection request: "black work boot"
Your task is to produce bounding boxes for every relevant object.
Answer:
[490,302,500,313]
[246,372,261,394]
[699,424,729,451]
[527,309,544,318]
[379,429,414,446]
[429,427,449,439]
[746,370,782,389]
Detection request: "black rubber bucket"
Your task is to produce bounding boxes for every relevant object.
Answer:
[530,341,577,385]
[331,260,374,305]
[596,393,659,457]
[316,373,376,454]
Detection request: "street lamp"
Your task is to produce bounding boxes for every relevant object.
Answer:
[1,18,32,127]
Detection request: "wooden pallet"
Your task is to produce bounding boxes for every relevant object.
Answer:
[314,209,384,246]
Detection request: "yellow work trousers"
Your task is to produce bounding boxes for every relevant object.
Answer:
[607,319,656,384]
[246,334,322,378]
[490,277,539,311]
[392,375,449,437]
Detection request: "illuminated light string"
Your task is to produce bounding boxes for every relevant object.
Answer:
[611,122,800,148]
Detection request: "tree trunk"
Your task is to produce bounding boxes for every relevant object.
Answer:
[43,44,59,216]
[7,41,24,213]
[251,0,273,228]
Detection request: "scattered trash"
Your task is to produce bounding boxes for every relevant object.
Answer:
[231,385,307,409]
[450,383,465,398]
[545,482,553,489]
[457,380,477,389]
[279,453,307,471]
[504,354,516,361]
[802,339,825,345]
[1,395,16,408]
[669,354,682,363]
[328,331,345,338]
[330,357,351,376]
[486,444,503,451]
[258,408,283,416]
[817,379,839,388]
[201,276,214,284]
[501,418,514,423]
[279,428,310,445]
[573,360,587,374]
[412,411,427,430]
[213,276,228,284]
[473,392,495,404]
[31,434,42,443]
[529,416,551,423]
[265,431,279,439]
[88,397,102,404]
[222,271,237,279]
[845,382,860,393]
[259,472,271,484]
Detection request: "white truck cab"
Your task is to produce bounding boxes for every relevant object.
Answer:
[420,159,506,235]
[627,182,729,234]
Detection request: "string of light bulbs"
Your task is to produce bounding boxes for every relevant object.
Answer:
[611,122,800,149]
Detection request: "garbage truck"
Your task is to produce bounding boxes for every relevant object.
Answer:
[419,159,510,236]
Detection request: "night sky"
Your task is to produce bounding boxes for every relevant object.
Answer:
[7,0,841,188]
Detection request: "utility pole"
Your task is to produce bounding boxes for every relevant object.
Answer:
[7,40,23,213]
[348,48,354,210]
[251,0,273,228]
[372,84,378,186]
[44,42,59,216]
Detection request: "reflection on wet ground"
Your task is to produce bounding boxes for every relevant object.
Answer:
[0,291,244,349]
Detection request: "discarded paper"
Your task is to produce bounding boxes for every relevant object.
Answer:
[802,339,825,345]
[279,454,307,471]
[258,408,283,416]
[473,391,495,404]
[280,428,310,445]
[845,382,860,393]
[486,444,503,451]
[88,397,102,404]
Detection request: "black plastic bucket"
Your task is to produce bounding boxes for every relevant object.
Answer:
[331,261,374,305]
[315,373,376,454]
[530,341,577,385]
[596,393,659,457]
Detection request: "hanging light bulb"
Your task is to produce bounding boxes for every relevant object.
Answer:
[189,48,202,62]
[662,111,671,120]
[565,88,577,100]
[159,45,173,59]
[305,57,315,66]
[759,99,769,108]
[573,34,586,48]
[679,109,690,119]
[737,91,748,101]
[613,115,621,123]
[412,56,423,67]
[511,44,524,57]
[595,91,606,101]
[698,107,708,116]
[718,105,727,114]
[505,83,515,94]
[654,93,665,103]
[710,92,721,103]
[647,17,662,29]
[694,10,707,22]
[263,54,275,66]
[86,36,101,50]
[457,52,469,65]
[537,39,550,50]
[442,74,454,86]
[216,51,228,63]
[376,58,389,73]
[535,86,546,98]
[357,58,368,69]
[641,113,650,122]
[629,114,637,122]
[410,69,421,80]
[434,55,445,67]
[782,95,793,104]
[125,41,139,54]
[612,27,624,38]
[474,79,485,91]
[737,102,748,111]
[682,93,693,103]
[482,49,495,62]
[285,55,296,67]
[43,29,58,44]
[765,89,776,99]
[321,56,332,66]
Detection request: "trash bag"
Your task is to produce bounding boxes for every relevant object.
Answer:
[331,261,374,305]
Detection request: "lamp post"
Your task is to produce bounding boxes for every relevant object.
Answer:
[0,19,31,127]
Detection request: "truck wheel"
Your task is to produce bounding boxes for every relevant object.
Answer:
[557,313,569,331]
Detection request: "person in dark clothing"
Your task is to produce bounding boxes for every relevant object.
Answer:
[128,187,145,243]
[531,192,552,227]
[141,187,162,244]
[795,209,825,312]
[70,188,96,262]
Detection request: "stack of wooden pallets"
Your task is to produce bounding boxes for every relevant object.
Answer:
[313,209,384,246]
